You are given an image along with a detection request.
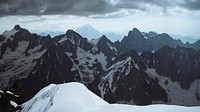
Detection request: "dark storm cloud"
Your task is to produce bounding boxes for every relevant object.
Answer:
[113,0,172,13]
[0,0,199,16]
[0,0,115,16]
[181,0,200,10]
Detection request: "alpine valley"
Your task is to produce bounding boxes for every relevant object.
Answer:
[0,25,200,111]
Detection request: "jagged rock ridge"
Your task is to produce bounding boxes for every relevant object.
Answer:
[0,25,200,111]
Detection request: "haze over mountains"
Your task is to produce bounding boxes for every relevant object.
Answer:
[77,24,200,44]
[1,0,200,111]
[76,24,123,42]
[38,24,199,44]
[0,25,200,111]
[169,34,199,44]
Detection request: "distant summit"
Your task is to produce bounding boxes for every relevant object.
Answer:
[76,24,102,39]
[120,28,200,53]
[76,24,122,42]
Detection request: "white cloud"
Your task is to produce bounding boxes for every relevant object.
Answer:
[0,13,200,40]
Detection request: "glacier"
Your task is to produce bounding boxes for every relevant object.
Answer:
[22,82,200,112]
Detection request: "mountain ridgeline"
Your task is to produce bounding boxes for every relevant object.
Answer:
[119,28,199,53]
[0,25,200,111]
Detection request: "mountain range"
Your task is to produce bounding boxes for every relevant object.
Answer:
[0,25,200,111]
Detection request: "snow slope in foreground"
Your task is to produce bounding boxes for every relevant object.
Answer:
[22,82,200,112]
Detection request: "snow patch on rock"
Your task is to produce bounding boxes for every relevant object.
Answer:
[0,42,47,89]
[1,28,19,41]
[146,68,200,106]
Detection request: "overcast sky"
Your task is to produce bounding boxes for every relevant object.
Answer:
[0,0,200,39]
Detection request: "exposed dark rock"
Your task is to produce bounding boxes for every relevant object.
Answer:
[0,25,200,111]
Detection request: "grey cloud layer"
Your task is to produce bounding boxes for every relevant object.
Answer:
[0,0,199,16]
[0,0,116,15]
[181,0,200,10]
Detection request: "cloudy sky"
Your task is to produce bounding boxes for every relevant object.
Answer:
[0,0,200,40]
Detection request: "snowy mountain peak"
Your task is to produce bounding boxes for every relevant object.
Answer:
[22,82,200,112]
[22,82,108,112]
[1,27,19,41]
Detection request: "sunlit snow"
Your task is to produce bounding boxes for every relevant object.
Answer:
[22,82,200,112]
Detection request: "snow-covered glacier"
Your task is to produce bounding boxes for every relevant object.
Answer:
[22,82,200,112]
